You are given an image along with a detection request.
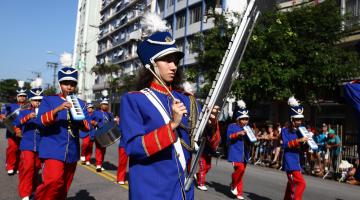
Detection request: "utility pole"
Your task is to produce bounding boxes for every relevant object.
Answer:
[47,62,58,88]
[81,42,90,99]
[31,71,41,78]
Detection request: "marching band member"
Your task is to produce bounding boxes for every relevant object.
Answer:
[119,13,220,200]
[116,116,128,185]
[0,80,27,175]
[281,97,308,200]
[80,100,95,166]
[227,100,251,200]
[92,90,114,172]
[13,78,43,200]
[34,52,90,200]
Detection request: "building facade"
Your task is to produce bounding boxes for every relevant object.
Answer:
[73,0,102,100]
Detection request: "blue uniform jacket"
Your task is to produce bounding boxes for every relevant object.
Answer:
[79,111,95,139]
[227,123,250,163]
[37,95,90,163]
[281,127,302,172]
[1,103,23,138]
[120,85,198,200]
[13,107,41,151]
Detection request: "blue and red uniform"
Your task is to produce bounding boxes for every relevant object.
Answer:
[92,109,114,168]
[13,107,42,198]
[196,123,220,188]
[227,123,251,197]
[1,103,24,172]
[80,110,95,164]
[34,94,90,200]
[117,118,129,183]
[281,127,306,200]
[120,82,220,200]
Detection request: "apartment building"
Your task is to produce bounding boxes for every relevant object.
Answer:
[94,0,151,93]
[73,0,102,100]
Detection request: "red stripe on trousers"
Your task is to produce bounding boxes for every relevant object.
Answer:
[232,162,246,196]
[117,147,128,182]
[196,153,212,186]
[284,171,306,200]
[81,136,94,162]
[18,151,41,198]
[6,137,20,171]
[95,141,106,166]
[34,159,77,200]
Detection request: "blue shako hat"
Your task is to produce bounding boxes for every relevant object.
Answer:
[288,96,304,119]
[57,52,78,83]
[100,90,109,104]
[16,80,27,97]
[137,13,184,67]
[28,78,43,100]
[235,100,249,120]
[86,99,94,109]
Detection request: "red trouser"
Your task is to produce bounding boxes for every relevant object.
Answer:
[231,162,246,196]
[196,153,212,186]
[95,141,106,166]
[35,159,77,200]
[81,136,94,162]
[284,171,306,200]
[117,147,128,182]
[6,137,21,171]
[18,151,41,198]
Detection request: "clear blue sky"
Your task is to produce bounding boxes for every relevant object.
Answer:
[0,0,78,87]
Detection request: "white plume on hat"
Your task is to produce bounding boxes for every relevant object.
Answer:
[101,89,109,97]
[183,81,196,94]
[60,52,73,67]
[30,78,42,89]
[17,80,25,88]
[237,100,246,109]
[288,96,300,106]
[86,99,92,104]
[141,12,169,38]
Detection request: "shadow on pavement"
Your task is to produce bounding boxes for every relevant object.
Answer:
[67,190,96,200]
[88,158,118,171]
[244,192,273,200]
[207,181,234,198]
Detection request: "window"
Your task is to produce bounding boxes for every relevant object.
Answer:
[190,5,202,24]
[176,40,184,52]
[176,13,186,29]
[167,0,174,8]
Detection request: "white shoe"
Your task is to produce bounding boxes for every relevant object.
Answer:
[7,169,14,175]
[197,185,208,191]
[85,161,90,166]
[118,181,125,185]
[22,196,30,200]
[236,196,244,200]
[80,156,85,162]
[231,187,238,196]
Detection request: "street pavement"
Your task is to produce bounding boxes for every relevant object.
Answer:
[0,128,359,200]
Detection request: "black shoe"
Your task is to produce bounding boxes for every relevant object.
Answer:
[96,168,102,172]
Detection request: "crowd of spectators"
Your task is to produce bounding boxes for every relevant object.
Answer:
[219,121,359,185]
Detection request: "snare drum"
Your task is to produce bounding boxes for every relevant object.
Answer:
[94,121,121,147]
[3,109,20,135]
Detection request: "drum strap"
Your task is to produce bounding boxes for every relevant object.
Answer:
[140,88,187,174]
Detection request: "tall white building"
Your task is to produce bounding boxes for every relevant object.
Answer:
[73,0,102,100]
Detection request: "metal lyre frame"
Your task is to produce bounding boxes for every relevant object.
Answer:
[184,0,262,190]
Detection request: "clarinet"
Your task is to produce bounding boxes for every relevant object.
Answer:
[66,93,85,121]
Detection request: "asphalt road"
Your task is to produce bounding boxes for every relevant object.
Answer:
[0,128,359,200]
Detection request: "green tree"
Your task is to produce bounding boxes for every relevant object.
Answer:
[43,86,57,96]
[0,79,18,102]
[194,0,360,103]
